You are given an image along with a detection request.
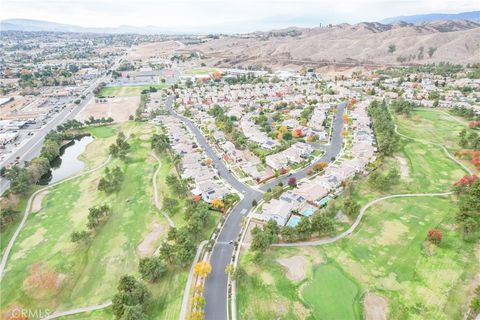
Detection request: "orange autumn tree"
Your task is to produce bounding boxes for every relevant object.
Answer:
[194,261,212,278]
[292,128,304,138]
[211,198,224,210]
[342,114,349,124]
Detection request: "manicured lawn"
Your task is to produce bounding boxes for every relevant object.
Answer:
[99,84,169,97]
[184,68,218,75]
[84,126,117,139]
[302,263,362,320]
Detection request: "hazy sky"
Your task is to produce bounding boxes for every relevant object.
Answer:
[1,0,478,32]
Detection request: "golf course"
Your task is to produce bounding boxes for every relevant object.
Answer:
[237,108,479,320]
[0,121,218,319]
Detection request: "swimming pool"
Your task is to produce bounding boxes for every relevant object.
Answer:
[301,207,316,217]
[287,215,301,227]
[316,196,331,207]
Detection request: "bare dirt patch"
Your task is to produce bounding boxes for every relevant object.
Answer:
[32,190,49,213]
[23,262,65,299]
[128,41,182,60]
[277,255,307,281]
[76,97,140,122]
[137,222,166,257]
[364,292,388,320]
[395,156,410,177]
[376,220,409,246]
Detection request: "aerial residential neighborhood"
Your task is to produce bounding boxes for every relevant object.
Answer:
[0,2,480,320]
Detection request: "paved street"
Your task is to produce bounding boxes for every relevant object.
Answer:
[166,96,345,320]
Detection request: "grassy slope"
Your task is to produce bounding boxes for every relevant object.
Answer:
[237,108,479,320]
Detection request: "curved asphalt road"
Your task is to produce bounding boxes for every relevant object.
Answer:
[166,96,345,320]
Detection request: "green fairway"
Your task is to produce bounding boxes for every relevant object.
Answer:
[84,126,117,139]
[396,109,466,147]
[99,84,169,97]
[302,263,362,320]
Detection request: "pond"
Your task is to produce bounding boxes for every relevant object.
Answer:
[39,135,94,185]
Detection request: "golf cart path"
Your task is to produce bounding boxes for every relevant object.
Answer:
[151,151,175,227]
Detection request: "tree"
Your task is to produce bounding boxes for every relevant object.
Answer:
[5,166,30,194]
[163,197,179,215]
[295,217,312,240]
[138,257,166,282]
[0,207,18,231]
[159,241,176,265]
[71,230,90,243]
[151,133,170,154]
[388,44,396,54]
[251,226,270,253]
[343,198,360,217]
[193,261,212,278]
[122,305,147,320]
[287,176,297,187]
[188,311,205,320]
[112,275,151,319]
[98,167,124,193]
[311,213,334,235]
[427,229,442,245]
[211,198,224,210]
[280,225,297,242]
[314,161,328,172]
[109,132,130,160]
[86,204,111,230]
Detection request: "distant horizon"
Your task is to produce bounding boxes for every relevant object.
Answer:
[0,0,478,33]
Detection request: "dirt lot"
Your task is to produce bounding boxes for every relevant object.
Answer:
[76,97,139,122]
[128,41,182,60]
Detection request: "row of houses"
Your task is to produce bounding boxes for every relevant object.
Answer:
[265,142,314,170]
[152,115,232,203]
[260,101,377,226]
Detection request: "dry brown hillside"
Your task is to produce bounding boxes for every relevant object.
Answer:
[185,20,480,69]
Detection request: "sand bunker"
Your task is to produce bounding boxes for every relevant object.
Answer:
[364,293,388,320]
[277,255,307,281]
[31,190,49,213]
[137,222,165,257]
